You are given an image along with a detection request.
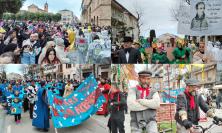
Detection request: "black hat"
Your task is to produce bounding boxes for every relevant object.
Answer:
[123,36,133,43]
[185,78,201,86]
[138,71,152,77]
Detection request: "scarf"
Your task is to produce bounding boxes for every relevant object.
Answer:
[136,85,150,99]
[184,89,196,110]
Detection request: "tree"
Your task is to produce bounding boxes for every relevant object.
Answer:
[135,8,144,39]
[171,0,190,21]
[133,2,145,39]
[0,0,25,18]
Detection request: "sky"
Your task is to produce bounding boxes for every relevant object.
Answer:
[21,0,82,19]
[4,64,26,75]
[116,0,180,37]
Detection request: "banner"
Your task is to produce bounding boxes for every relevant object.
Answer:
[162,88,185,103]
[178,0,222,36]
[47,75,106,128]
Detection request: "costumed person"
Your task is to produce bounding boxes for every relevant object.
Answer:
[5,84,14,114]
[107,82,126,133]
[127,71,160,133]
[172,39,191,64]
[27,80,38,119]
[118,36,142,64]
[133,41,148,64]
[86,35,103,64]
[32,81,50,132]
[151,43,169,64]
[193,42,212,63]
[10,90,23,124]
[54,38,70,63]
[63,80,74,97]
[96,78,111,115]
[75,30,88,63]
[13,82,22,92]
[67,29,76,51]
[175,78,222,133]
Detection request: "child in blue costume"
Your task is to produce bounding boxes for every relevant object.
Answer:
[10,90,23,124]
[32,81,50,132]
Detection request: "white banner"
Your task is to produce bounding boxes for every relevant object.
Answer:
[178,0,222,36]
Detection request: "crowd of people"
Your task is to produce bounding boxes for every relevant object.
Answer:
[111,36,222,64]
[107,70,222,133]
[0,77,111,132]
[0,20,111,64]
[111,36,192,64]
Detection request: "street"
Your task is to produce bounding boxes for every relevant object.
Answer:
[0,106,110,133]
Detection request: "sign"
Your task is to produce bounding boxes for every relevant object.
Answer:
[178,0,222,36]
[47,75,106,128]
[161,88,185,103]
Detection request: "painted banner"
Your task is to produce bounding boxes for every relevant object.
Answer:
[47,74,106,128]
[178,0,222,36]
[161,88,185,103]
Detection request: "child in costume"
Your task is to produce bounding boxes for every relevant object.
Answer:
[151,43,169,64]
[10,90,23,124]
[172,38,191,64]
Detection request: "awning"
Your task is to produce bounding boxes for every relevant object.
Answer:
[213,85,222,89]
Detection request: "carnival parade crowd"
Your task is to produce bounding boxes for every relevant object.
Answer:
[0,20,111,64]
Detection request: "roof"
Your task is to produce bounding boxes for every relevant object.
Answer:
[112,0,138,20]
[28,4,38,8]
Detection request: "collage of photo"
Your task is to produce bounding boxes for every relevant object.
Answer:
[1,0,222,133]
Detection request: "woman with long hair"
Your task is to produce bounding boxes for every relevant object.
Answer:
[41,48,61,64]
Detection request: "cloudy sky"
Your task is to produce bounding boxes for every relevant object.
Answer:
[21,0,82,18]
[117,0,180,37]
[5,65,26,74]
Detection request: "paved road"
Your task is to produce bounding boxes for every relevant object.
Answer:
[0,109,110,133]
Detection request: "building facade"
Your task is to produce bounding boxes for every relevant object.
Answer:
[28,2,48,13]
[111,0,139,41]
[81,0,112,26]
[26,64,111,81]
[58,10,78,25]
[191,64,217,89]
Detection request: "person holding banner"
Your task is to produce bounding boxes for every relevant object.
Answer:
[175,78,222,133]
[107,82,126,133]
[32,81,50,132]
[96,78,111,115]
[63,80,74,97]
[127,71,160,133]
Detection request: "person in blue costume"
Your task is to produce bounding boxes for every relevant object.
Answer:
[32,81,50,132]
[5,84,14,114]
[13,82,22,93]
[11,90,23,124]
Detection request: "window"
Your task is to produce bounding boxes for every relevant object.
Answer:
[66,64,72,68]
[68,75,70,80]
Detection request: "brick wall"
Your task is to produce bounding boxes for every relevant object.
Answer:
[156,103,176,122]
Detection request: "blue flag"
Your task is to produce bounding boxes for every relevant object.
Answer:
[47,74,106,128]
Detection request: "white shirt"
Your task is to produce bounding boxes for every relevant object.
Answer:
[126,52,129,63]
